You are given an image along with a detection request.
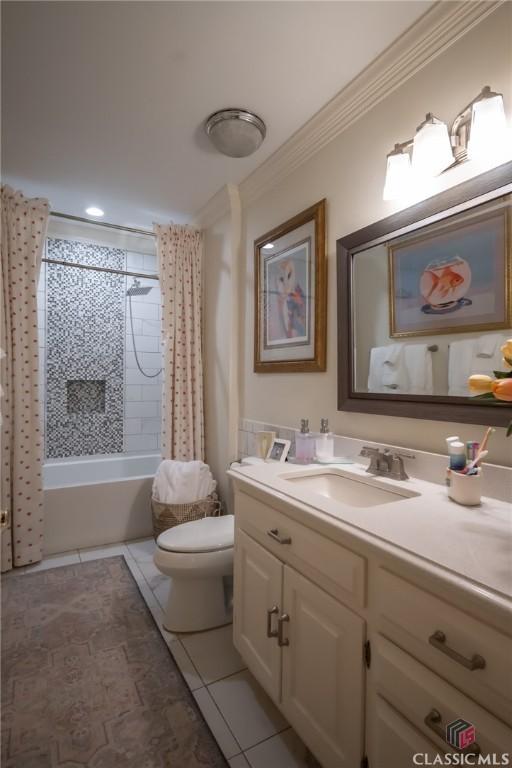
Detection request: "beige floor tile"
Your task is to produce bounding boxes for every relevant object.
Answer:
[244,729,310,768]
[208,670,288,751]
[126,537,156,562]
[229,755,250,768]
[79,543,133,562]
[152,577,170,611]
[181,624,246,684]
[23,551,80,573]
[137,557,167,590]
[167,640,203,691]
[193,688,241,759]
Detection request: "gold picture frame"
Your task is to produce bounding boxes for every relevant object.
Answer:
[254,200,327,373]
[388,202,511,338]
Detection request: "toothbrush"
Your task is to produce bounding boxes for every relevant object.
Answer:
[477,427,495,457]
[462,450,488,474]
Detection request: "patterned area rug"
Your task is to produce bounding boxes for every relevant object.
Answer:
[1,556,228,767]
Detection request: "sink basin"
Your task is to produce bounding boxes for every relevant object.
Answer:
[280,468,419,508]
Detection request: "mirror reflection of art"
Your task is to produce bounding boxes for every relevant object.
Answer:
[254,200,326,372]
[419,256,472,314]
[389,207,510,337]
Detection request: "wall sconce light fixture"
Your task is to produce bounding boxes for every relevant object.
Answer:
[383,86,509,200]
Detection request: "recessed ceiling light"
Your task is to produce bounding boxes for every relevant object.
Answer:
[263,243,274,250]
[85,206,104,217]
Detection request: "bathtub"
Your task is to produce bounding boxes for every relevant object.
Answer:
[43,453,160,555]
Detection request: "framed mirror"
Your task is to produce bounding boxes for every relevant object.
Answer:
[337,161,512,426]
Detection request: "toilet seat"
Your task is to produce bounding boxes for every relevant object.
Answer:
[157,515,234,554]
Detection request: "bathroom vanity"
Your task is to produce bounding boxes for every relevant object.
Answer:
[228,460,512,768]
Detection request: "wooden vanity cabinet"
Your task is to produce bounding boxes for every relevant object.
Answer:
[234,528,365,768]
[232,487,512,768]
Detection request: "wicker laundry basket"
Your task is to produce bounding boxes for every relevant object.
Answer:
[151,493,221,539]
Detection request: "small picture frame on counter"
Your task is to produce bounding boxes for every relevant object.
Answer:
[266,438,291,462]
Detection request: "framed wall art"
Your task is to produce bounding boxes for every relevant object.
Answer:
[254,199,326,372]
[388,205,510,338]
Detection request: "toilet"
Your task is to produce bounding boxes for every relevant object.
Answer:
[153,515,234,633]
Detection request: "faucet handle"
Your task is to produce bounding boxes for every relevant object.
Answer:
[388,451,414,480]
[360,445,380,456]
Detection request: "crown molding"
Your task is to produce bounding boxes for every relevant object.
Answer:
[194,0,504,227]
[192,183,233,229]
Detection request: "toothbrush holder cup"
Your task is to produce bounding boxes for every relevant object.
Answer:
[448,469,483,506]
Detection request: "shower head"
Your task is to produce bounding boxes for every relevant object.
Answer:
[127,279,152,296]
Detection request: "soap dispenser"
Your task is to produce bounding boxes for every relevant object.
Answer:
[295,419,315,464]
[316,418,334,461]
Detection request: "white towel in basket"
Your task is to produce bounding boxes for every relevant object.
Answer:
[152,460,216,504]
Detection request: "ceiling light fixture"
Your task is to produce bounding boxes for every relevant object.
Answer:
[262,243,274,250]
[383,85,510,200]
[205,108,266,158]
[85,206,104,217]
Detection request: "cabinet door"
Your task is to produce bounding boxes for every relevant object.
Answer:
[233,529,283,702]
[281,566,365,768]
[367,692,444,768]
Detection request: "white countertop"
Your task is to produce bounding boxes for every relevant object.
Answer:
[228,460,512,603]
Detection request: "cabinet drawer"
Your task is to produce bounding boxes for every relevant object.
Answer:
[235,491,366,607]
[367,692,444,768]
[372,634,512,758]
[376,569,512,724]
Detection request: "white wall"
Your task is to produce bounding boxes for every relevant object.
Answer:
[234,4,512,467]
[203,211,235,505]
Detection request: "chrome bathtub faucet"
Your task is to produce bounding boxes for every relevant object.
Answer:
[359,446,415,481]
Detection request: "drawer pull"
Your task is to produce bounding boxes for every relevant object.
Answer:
[424,709,481,756]
[429,630,486,671]
[267,528,291,545]
[277,613,290,646]
[266,606,279,638]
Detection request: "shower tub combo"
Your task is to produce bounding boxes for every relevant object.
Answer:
[40,229,163,554]
[43,453,160,554]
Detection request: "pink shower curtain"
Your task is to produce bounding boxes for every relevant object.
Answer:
[1,186,49,571]
[154,223,204,461]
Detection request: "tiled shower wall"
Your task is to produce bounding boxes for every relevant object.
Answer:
[39,239,162,459]
[45,239,125,458]
[124,252,162,454]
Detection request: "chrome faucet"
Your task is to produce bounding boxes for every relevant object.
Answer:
[359,446,415,480]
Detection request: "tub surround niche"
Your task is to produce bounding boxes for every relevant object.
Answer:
[228,461,512,768]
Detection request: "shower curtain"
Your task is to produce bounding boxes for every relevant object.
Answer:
[1,186,49,571]
[155,223,204,462]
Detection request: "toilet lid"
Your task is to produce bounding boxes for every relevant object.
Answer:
[157,515,234,553]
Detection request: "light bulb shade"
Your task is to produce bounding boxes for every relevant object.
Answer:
[412,120,453,178]
[468,93,508,162]
[383,151,412,201]
[205,109,266,157]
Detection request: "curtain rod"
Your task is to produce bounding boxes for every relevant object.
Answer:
[51,211,156,238]
[42,257,159,281]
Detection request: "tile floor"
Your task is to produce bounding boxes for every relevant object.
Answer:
[15,539,317,768]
